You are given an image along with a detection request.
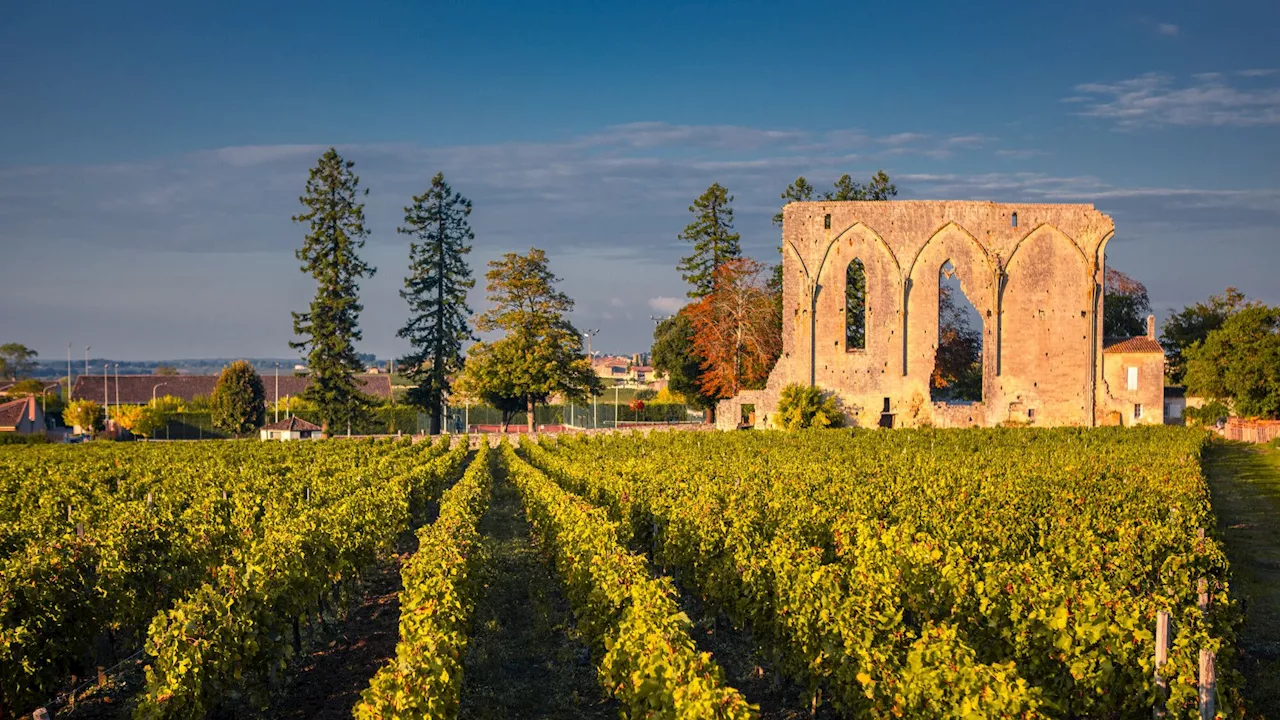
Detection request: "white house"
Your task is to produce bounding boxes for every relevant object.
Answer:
[260,416,321,441]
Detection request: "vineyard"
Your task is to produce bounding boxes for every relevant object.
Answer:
[0,426,1245,719]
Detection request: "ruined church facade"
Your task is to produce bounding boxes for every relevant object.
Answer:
[717,201,1165,429]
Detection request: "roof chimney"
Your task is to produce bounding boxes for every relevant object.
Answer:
[27,396,36,422]
[1146,314,1156,340]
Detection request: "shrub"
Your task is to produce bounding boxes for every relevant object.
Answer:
[775,383,845,430]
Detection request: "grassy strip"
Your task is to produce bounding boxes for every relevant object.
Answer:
[501,444,756,720]
[353,444,493,719]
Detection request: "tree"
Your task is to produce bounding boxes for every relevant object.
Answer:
[771,176,817,226]
[63,399,104,436]
[115,405,166,439]
[686,258,782,402]
[677,183,741,298]
[1184,305,1280,419]
[828,169,897,201]
[457,248,601,432]
[4,379,45,397]
[397,172,476,435]
[211,360,266,435]
[930,285,983,402]
[1103,268,1151,337]
[1160,287,1253,385]
[650,311,717,415]
[0,343,37,381]
[775,384,845,430]
[153,365,180,376]
[290,148,377,436]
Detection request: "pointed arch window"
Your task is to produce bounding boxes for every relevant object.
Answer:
[846,258,867,350]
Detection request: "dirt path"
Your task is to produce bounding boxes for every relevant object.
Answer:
[458,473,615,720]
[262,554,405,720]
[1203,440,1280,716]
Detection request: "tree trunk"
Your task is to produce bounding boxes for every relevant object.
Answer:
[428,408,442,435]
[704,407,715,424]
[527,396,536,432]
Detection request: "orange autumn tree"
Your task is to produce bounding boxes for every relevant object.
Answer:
[687,258,782,406]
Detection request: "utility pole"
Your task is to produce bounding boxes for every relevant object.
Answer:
[85,346,90,382]
[67,343,72,403]
[275,363,280,423]
[583,329,599,429]
[103,363,109,434]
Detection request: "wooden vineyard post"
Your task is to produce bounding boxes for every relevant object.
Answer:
[1195,527,1216,719]
[1154,610,1170,718]
[1199,649,1216,719]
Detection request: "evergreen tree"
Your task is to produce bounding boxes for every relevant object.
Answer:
[771,176,817,226]
[290,148,376,436]
[397,172,476,434]
[828,169,897,201]
[677,183,741,298]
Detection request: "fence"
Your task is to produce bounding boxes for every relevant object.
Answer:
[1221,417,1280,444]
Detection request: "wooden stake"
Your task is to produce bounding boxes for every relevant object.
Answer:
[1199,649,1216,720]
[1154,610,1170,718]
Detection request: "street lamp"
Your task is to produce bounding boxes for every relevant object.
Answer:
[583,329,600,429]
[152,382,169,404]
[274,363,280,423]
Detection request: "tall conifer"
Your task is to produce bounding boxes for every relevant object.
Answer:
[677,183,741,298]
[397,172,476,434]
[290,148,376,436]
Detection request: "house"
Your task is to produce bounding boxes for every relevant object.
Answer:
[0,396,45,435]
[260,416,322,441]
[71,373,393,406]
[1098,316,1166,426]
[1162,387,1207,425]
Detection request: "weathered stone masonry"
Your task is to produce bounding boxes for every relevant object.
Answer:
[718,200,1165,429]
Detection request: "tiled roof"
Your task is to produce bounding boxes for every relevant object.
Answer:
[71,373,393,404]
[262,416,321,432]
[1102,336,1164,354]
[0,397,33,429]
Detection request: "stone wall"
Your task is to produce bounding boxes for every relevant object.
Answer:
[717,200,1163,429]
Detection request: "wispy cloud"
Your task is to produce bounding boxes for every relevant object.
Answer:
[1156,22,1179,37]
[1068,71,1280,128]
[994,149,1049,159]
[647,297,684,313]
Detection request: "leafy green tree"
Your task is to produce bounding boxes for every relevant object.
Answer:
[1160,287,1253,385]
[1185,305,1280,419]
[775,383,845,430]
[4,379,45,397]
[1103,268,1151,337]
[650,311,717,415]
[0,343,38,381]
[290,148,377,436]
[211,360,267,435]
[397,172,477,435]
[63,399,104,436]
[677,183,741,298]
[458,248,601,432]
[153,365,180,376]
[115,405,166,439]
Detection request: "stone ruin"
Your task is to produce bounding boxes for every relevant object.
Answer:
[718,201,1166,429]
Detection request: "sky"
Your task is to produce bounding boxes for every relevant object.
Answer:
[2,0,1278,361]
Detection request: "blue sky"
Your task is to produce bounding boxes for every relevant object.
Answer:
[2,0,1278,360]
